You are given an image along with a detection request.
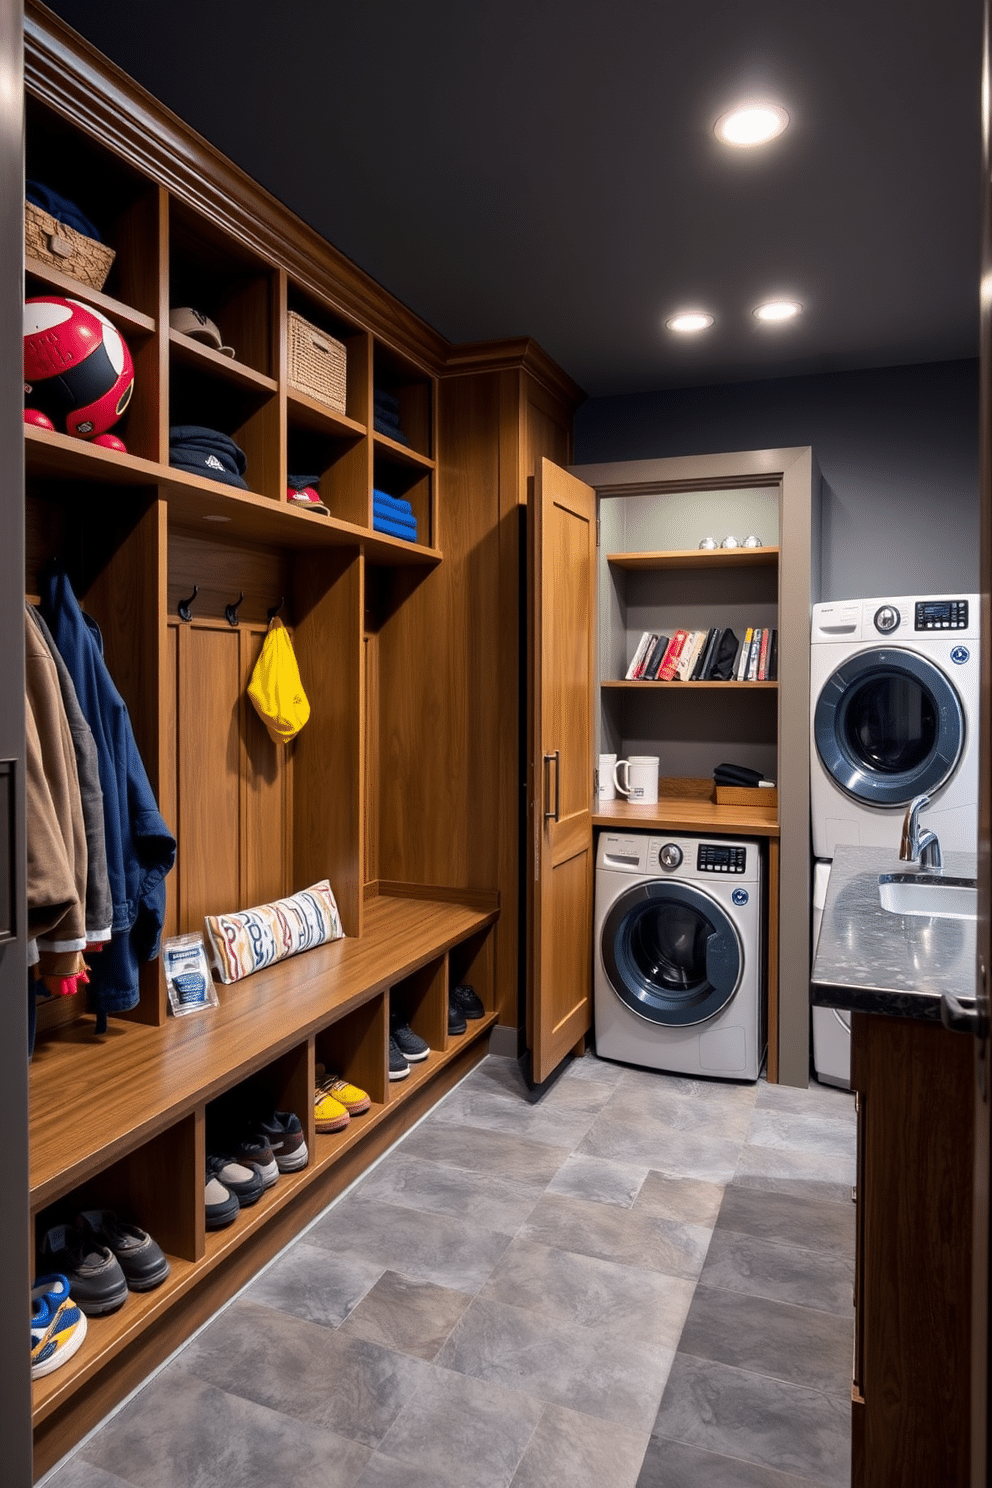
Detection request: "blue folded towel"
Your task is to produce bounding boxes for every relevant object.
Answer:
[373,388,401,415]
[373,514,418,541]
[373,490,414,517]
[374,416,410,445]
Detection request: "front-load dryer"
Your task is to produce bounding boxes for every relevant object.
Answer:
[810,593,979,859]
[594,832,765,1081]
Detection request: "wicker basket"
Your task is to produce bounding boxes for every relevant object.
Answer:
[287,311,347,414]
[24,200,115,291]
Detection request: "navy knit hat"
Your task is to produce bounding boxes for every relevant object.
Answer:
[169,426,248,489]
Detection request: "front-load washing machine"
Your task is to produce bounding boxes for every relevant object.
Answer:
[810,593,979,859]
[594,832,764,1080]
[809,593,979,1086]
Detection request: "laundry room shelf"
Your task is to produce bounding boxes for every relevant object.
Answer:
[593,797,779,835]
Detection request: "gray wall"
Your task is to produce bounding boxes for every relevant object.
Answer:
[574,359,979,602]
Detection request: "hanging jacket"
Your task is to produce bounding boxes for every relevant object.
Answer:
[24,603,88,967]
[28,604,112,946]
[40,570,176,1026]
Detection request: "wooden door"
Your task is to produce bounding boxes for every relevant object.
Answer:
[527,458,595,1086]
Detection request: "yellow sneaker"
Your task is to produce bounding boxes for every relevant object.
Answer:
[315,1065,371,1115]
[313,1086,350,1133]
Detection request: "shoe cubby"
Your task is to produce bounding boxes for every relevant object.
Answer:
[390,955,448,1072]
[314,995,388,1136]
[448,927,495,1018]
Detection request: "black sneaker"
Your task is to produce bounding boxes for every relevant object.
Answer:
[388,1035,411,1081]
[256,1111,309,1173]
[448,996,467,1035]
[205,1154,264,1207]
[451,983,485,1019]
[38,1222,129,1316]
[78,1210,170,1292]
[229,1133,279,1190]
[204,1169,239,1230]
[392,1021,430,1063]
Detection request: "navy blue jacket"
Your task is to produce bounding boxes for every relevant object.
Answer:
[40,571,176,1025]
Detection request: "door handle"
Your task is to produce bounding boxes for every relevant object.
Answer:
[940,992,989,1038]
[543,751,560,822]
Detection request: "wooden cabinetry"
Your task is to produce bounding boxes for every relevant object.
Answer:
[19,7,558,1475]
[850,1010,973,1486]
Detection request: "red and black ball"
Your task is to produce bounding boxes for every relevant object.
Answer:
[24,295,134,438]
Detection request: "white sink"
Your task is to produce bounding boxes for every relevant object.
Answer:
[878,873,978,921]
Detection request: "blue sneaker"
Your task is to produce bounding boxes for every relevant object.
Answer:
[31,1275,87,1378]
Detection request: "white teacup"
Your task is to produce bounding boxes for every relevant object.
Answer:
[613,755,660,805]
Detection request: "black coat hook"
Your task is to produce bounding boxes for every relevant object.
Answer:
[177,585,198,622]
[267,595,285,622]
[225,591,245,627]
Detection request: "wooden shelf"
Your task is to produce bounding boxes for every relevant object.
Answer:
[593,796,779,836]
[287,385,367,439]
[28,893,497,1205]
[25,255,156,335]
[602,679,777,690]
[25,426,442,565]
[607,545,779,570]
[373,429,436,470]
[169,329,278,393]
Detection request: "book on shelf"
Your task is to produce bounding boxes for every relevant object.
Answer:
[736,627,753,681]
[624,631,653,679]
[767,629,779,681]
[636,630,660,678]
[708,627,740,681]
[676,630,707,681]
[657,628,690,680]
[746,627,763,681]
[693,627,721,681]
[757,627,771,681]
[642,635,671,680]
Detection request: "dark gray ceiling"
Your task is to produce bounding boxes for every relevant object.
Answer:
[41,0,983,397]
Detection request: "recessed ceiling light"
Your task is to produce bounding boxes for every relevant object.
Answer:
[715,102,790,147]
[666,311,714,333]
[753,300,802,322]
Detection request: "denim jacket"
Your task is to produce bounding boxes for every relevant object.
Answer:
[40,570,176,1026]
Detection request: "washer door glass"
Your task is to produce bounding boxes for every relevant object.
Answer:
[601,880,743,1027]
[814,649,964,806]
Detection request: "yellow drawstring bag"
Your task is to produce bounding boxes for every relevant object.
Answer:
[247,618,310,743]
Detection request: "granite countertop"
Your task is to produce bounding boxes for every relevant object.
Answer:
[810,843,978,1022]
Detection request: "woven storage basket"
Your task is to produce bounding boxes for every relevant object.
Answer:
[287,311,347,414]
[25,200,115,292]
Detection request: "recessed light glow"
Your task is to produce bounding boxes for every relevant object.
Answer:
[753,299,802,322]
[715,102,789,147]
[666,311,714,333]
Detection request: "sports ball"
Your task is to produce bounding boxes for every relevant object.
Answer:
[91,432,127,453]
[24,296,134,438]
[23,407,54,429]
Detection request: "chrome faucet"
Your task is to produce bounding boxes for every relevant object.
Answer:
[900,793,943,870]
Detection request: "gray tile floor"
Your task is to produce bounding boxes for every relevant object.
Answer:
[42,1052,856,1488]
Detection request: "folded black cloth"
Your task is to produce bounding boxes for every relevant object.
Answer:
[708,629,740,681]
[286,472,322,492]
[27,179,102,241]
[373,388,401,415]
[169,425,248,489]
[714,763,765,788]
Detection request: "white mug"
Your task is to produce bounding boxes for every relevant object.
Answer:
[597,753,618,800]
[613,755,660,805]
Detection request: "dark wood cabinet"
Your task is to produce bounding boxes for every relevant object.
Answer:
[850,1009,974,1486]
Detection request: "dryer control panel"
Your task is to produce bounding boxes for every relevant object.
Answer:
[697,844,747,874]
[915,598,969,630]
